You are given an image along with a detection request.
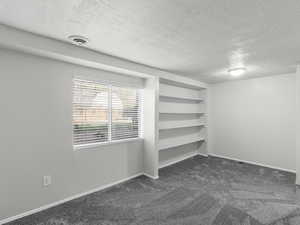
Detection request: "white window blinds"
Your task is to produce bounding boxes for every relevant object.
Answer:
[111,86,140,141]
[73,79,141,147]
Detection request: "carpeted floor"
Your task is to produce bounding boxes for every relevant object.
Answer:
[6,155,300,225]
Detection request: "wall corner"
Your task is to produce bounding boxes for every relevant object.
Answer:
[296,65,300,185]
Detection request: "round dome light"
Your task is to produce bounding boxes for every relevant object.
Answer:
[228,67,246,77]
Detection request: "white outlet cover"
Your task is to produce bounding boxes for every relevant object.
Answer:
[43,176,51,186]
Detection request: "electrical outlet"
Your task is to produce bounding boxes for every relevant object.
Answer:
[43,176,51,186]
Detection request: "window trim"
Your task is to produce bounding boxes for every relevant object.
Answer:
[72,78,143,150]
[74,137,143,151]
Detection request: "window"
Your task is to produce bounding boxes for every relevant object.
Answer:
[73,78,141,147]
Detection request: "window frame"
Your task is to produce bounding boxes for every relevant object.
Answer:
[72,78,143,151]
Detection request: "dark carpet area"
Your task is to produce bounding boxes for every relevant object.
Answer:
[6,155,300,225]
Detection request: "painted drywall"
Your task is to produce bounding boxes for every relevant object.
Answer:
[209,74,296,172]
[0,48,144,221]
[296,66,300,185]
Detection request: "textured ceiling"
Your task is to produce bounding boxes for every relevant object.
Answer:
[0,0,300,83]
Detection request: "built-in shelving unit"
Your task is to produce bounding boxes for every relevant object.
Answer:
[143,74,207,179]
[157,76,207,169]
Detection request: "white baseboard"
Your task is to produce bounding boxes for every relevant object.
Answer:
[0,173,144,225]
[143,173,159,180]
[198,152,209,157]
[209,153,296,174]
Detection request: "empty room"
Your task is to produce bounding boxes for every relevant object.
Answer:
[1,1,300,224]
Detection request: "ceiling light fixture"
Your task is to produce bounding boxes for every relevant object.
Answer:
[228,67,246,77]
[68,35,89,46]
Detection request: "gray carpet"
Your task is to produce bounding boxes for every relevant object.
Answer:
[6,155,300,225]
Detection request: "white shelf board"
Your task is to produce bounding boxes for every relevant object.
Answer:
[159,151,199,169]
[159,83,203,101]
[159,134,205,150]
[160,110,205,114]
[160,94,203,101]
[159,120,205,130]
[159,102,204,114]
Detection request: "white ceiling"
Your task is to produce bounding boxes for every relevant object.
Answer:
[0,0,300,83]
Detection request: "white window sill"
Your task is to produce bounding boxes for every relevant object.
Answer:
[73,138,143,151]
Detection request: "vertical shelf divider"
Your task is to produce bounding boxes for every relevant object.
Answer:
[142,76,159,179]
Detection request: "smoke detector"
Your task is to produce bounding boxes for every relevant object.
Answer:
[68,35,89,46]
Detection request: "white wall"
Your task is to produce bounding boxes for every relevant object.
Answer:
[296,66,300,184]
[0,49,144,221]
[209,74,296,172]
